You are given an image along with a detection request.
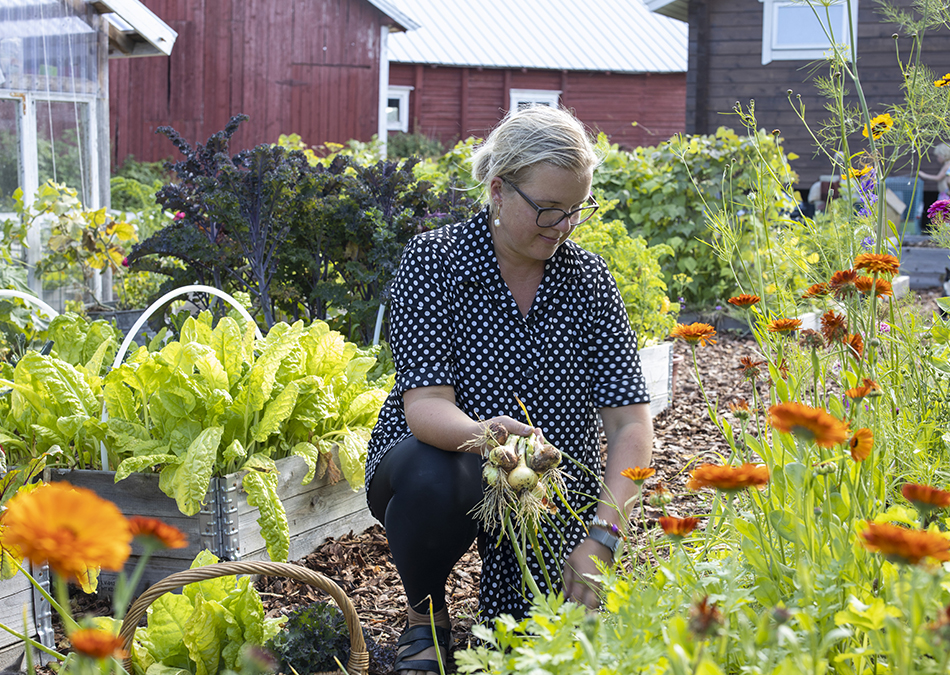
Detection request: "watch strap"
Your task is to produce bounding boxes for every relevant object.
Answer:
[587,525,621,558]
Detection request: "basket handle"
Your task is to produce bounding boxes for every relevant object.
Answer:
[118,560,368,675]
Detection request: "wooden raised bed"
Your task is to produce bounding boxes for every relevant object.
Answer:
[898,237,949,289]
[46,452,374,596]
[0,565,54,670]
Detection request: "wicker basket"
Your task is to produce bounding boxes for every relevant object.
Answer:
[118,560,368,675]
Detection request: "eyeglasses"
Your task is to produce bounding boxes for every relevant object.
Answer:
[502,177,599,229]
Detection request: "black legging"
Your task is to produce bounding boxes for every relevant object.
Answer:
[367,436,483,613]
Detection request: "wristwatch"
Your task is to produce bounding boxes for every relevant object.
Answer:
[587,527,622,558]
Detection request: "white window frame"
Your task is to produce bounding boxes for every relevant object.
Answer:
[386,85,413,133]
[509,89,561,111]
[760,0,858,65]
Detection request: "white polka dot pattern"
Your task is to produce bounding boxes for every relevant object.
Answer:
[366,208,649,618]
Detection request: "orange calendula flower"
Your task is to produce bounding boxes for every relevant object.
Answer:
[799,329,825,350]
[849,428,874,461]
[860,521,950,566]
[621,466,656,484]
[769,402,850,448]
[767,318,802,333]
[688,597,724,638]
[737,356,766,379]
[728,399,752,420]
[935,73,950,87]
[670,322,717,347]
[845,378,880,400]
[687,463,770,492]
[902,483,950,513]
[1,483,131,581]
[853,252,900,276]
[802,282,829,299]
[828,269,860,298]
[659,516,700,539]
[855,276,893,297]
[69,628,127,660]
[727,294,760,308]
[128,517,188,550]
[845,333,864,358]
[820,310,848,344]
[862,112,894,139]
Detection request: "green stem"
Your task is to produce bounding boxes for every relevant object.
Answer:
[504,514,544,603]
[15,562,78,634]
[0,620,65,661]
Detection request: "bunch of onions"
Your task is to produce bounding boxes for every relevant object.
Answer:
[467,422,567,532]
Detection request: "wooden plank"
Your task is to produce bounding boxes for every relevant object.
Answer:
[47,468,216,596]
[229,454,375,563]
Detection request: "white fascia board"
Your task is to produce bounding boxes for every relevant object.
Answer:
[644,0,688,22]
[87,0,178,57]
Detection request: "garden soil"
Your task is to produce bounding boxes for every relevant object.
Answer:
[52,289,942,675]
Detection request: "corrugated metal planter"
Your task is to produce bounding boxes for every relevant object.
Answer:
[46,452,374,597]
[639,342,674,418]
[0,565,54,670]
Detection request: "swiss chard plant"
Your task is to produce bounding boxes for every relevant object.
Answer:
[129,550,286,675]
[103,312,392,561]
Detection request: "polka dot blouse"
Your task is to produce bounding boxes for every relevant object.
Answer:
[366,208,649,618]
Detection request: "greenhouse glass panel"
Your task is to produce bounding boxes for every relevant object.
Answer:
[0,0,99,97]
[0,97,17,212]
[36,99,91,204]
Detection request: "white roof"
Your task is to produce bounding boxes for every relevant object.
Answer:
[89,0,178,57]
[366,0,421,31]
[644,0,688,22]
[387,0,687,73]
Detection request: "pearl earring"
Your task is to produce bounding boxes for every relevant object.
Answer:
[493,218,501,228]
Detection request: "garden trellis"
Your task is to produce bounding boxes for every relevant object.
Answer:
[0,0,175,312]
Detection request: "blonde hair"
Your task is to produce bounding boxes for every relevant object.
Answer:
[936,143,950,162]
[470,105,601,205]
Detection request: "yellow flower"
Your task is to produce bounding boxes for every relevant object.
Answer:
[670,322,717,347]
[2,483,131,581]
[69,628,127,660]
[769,402,849,448]
[862,112,894,140]
[860,521,950,566]
[845,164,873,180]
[935,73,950,87]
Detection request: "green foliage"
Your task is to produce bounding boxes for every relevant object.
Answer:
[112,156,173,186]
[129,550,286,675]
[592,128,799,309]
[265,601,367,674]
[104,313,391,560]
[387,131,445,159]
[571,207,680,346]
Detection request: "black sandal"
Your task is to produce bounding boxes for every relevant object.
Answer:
[393,623,452,673]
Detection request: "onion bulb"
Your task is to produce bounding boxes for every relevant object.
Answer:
[507,464,539,491]
[528,443,562,473]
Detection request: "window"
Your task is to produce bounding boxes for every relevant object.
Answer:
[386,85,413,133]
[760,0,857,65]
[509,89,561,111]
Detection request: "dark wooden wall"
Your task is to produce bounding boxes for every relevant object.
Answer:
[686,0,950,189]
[109,0,388,166]
[389,63,686,151]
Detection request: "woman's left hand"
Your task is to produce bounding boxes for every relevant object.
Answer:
[562,537,611,610]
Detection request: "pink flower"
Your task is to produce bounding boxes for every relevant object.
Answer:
[927,200,950,225]
[121,257,129,267]
[174,211,186,221]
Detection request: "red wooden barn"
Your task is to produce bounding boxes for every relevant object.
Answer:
[385,0,688,151]
[109,0,418,166]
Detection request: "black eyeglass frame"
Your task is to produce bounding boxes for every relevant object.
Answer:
[501,177,599,229]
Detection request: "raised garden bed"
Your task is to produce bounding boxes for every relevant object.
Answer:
[0,565,53,670]
[898,236,950,289]
[46,452,374,597]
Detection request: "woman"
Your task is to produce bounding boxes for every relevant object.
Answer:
[919,143,950,201]
[366,105,653,675]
